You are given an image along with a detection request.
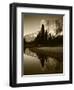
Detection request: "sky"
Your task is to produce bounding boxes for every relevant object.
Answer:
[22,14,63,36]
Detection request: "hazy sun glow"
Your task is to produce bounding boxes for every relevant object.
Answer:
[40,19,46,26]
[49,30,56,36]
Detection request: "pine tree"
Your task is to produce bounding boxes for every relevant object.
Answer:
[45,30,48,41]
[41,24,45,41]
[35,24,49,44]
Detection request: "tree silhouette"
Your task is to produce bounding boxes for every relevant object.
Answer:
[45,30,48,41]
[41,24,45,41]
[26,23,63,47]
[35,24,46,44]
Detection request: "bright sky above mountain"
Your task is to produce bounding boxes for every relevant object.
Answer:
[23,14,63,36]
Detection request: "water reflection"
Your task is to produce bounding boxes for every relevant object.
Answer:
[25,48,48,69]
[37,54,48,68]
[24,47,63,74]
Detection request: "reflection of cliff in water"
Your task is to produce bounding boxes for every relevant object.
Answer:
[24,48,63,72]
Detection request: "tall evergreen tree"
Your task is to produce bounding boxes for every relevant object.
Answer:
[45,30,48,41]
[41,24,45,41]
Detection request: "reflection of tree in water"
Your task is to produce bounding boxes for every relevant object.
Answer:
[28,48,49,70]
[35,52,62,72]
[24,47,48,68]
[36,53,48,68]
[24,48,63,73]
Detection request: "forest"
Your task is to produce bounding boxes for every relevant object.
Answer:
[24,24,63,48]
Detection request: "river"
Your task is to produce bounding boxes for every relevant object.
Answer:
[23,47,63,75]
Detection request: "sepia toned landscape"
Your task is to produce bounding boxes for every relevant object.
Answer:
[22,14,63,75]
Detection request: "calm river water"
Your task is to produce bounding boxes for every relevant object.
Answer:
[23,47,63,75]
